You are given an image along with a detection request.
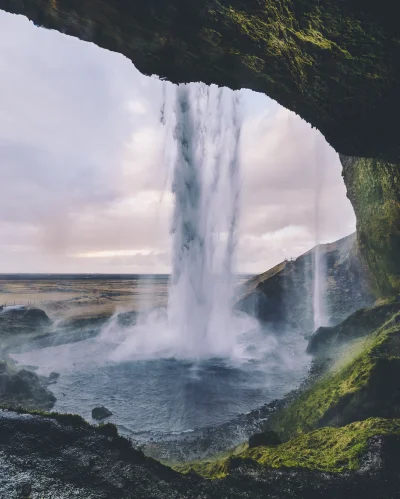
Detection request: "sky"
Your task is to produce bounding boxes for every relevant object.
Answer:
[0,10,356,274]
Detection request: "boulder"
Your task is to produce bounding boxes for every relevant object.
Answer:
[0,307,52,337]
[92,406,113,420]
[23,308,51,324]
[307,303,400,356]
[307,326,335,355]
[0,361,56,410]
[49,372,60,381]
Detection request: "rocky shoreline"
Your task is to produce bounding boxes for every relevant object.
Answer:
[1,408,400,499]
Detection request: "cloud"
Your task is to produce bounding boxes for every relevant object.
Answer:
[0,10,355,274]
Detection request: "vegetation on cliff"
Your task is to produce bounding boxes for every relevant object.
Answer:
[0,0,399,161]
[341,155,400,297]
[267,304,400,439]
[307,301,400,354]
[175,418,400,478]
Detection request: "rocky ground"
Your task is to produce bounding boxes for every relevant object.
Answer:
[1,409,400,499]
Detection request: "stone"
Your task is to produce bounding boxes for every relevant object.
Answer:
[249,431,281,449]
[92,406,113,420]
[23,308,51,324]
[0,307,52,337]
[49,372,60,381]
[0,361,56,410]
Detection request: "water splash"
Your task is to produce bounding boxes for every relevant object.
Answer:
[100,83,259,360]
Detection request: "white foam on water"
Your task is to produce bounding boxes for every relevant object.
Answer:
[99,83,262,361]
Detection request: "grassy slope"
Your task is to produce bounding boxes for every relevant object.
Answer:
[268,307,400,439]
[175,418,400,478]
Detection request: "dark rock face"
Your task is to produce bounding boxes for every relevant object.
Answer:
[92,406,113,420]
[0,360,56,410]
[307,303,400,354]
[237,233,374,333]
[1,410,400,498]
[0,0,399,163]
[0,307,51,338]
[248,431,281,449]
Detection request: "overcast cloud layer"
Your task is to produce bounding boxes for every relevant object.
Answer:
[0,11,355,274]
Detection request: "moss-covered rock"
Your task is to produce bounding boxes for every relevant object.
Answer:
[237,233,373,332]
[3,409,400,496]
[267,304,400,440]
[0,0,399,162]
[307,301,400,354]
[341,155,400,297]
[179,418,400,478]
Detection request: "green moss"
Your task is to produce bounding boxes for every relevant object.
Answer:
[1,0,398,161]
[170,442,248,479]
[342,156,400,297]
[268,308,400,439]
[174,418,400,478]
[244,418,400,472]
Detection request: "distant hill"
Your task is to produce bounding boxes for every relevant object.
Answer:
[237,233,374,334]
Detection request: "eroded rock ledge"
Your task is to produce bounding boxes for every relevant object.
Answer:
[0,0,399,162]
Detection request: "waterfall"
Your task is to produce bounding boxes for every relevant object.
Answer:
[101,82,259,361]
[312,135,326,331]
[168,83,242,356]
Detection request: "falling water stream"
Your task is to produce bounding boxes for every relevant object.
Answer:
[168,83,242,357]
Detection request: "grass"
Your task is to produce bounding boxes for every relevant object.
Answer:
[173,418,400,478]
[268,310,400,439]
[244,418,400,473]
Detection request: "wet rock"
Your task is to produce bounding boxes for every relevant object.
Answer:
[0,306,52,337]
[23,307,51,324]
[16,480,32,497]
[2,410,400,498]
[307,326,335,354]
[249,431,281,449]
[92,406,113,420]
[307,303,400,356]
[237,233,374,333]
[0,360,56,410]
[49,372,60,381]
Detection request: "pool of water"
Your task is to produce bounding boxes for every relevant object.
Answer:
[12,321,310,441]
